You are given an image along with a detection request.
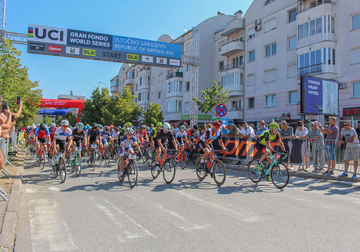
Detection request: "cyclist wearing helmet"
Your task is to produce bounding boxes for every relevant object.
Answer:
[119,127,138,181]
[26,124,36,149]
[72,123,87,158]
[53,120,73,158]
[137,125,148,144]
[100,126,111,153]
[34,123,50,162]
[199,121,227,165]
[256,122,287,180]
[86,123,102,162]
[176,125,189,146]
[118,122,132,141]
[149,122,162,153]
[154,122,178,171]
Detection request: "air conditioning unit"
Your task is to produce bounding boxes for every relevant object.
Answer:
[255,24,262,31]
[255,19,261,25]
[339,82,346,89]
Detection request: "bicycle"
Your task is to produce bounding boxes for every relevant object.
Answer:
[117,152,138,188]
[247,152,289,189]
[71,144,82,177]
[150,149,176,184]
[99,144,111,167]
[195,149,227,186]
[52,145,67,183]
[88,143,98,171]
[172,144,188,170]
[37,142,47,170]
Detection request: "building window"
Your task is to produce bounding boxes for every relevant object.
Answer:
[299,16,333,40]
[136,71,138,78]
[231,100,243,110]
[186,81,190,91]
[166,100,182,113]
[265,0,275,6]
[249,51,255,62]
[352,13,360,31]
[187,64,191,71]
[287,64,297,78]
[265,94,276,107]
[222,73,243,89]
[288,36,296,50]
[135,84,138,91]
[289,9,296,23]
[264,69,277,83]
[289,91,298,104]
[248,98,255,109]
[265,43,276,57]
[185,102,190,112]
[167,81,183,93]
[299,49,326,75]
[351,48,360,65]
[219,61,224,71]
[264,18,276,32]
[353,82,360,97]
[247,74,255,86]
[158,92,162,99]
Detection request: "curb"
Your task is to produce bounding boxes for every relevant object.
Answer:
[0,151,25,251]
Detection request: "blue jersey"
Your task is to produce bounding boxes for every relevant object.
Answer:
[101,130,111,140]
[35,128,50,138]
[120,135,136,148]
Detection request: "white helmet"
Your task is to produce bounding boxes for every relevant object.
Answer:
[61,120,69,126]
[31,124,36,129]
[125,128,133,134]
[163,122,171,131]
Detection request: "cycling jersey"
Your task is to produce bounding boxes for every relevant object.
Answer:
[137,130,148,143]
[200,128,222,143]
[120,135,136,148]
[155,130,174,148]
[151,129,159,139]
[87,129,101,143]
[54,128,72,141]
[101,130,111,144]
[112,131,120,140]
[176,131,188,145]
[49,127,57,141]
[257,130,280,146]
[29,130,35,138]
[72,129,85,142]
[35,128,50,139]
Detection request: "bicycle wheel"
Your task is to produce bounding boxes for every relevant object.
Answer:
[91,150,96,171]
[142,148,148,163]
[59,157,67,183]
[75,154,81,177]
[195,157,207,181]
[271,162,290,189]
[104,150,110,167]
[178,152,187,170]
[150,159,160,179]
[163,159,176,184]
[40,151,46,170]
[98,151,103,165]
[212,160,226,186]
[127,160,138,188]
[135,149,142,162]
[248,159,262,183]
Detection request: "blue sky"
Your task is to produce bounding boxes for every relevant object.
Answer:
[6,0,252,99]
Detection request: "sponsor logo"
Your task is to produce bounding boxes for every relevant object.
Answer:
[41,100,53,106]
[169,59,180,66]
[141,55,154,63]
[66,47,80,55]
[48,45,63,53]
[102,51,122,59]
[83,49,96,57]
[127,54,139,61]
[28,24,67,45]
[30,43,45,51]
[156,57,167,64]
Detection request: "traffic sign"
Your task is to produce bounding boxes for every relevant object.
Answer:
[216,104,227,117]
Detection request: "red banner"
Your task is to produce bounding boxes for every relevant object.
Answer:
[38,99,85,123]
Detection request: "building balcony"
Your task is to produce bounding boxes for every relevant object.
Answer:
[137,85,150,91]
[166,91,183,98]
[166,71,183,80]
[297,0,336,15]
[220,63,244,72]
[220,39,244,57]
[124,77,135,86]
[226,110,244,120]
[110,86,118,93]
[137,99,149,105]
[139,67,151,77]
[298,63,336,77]
[222,83,244,97]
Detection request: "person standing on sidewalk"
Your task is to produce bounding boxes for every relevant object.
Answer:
[319,117,339,175]
[294,121,309,171]
[280,121,294,170]
[305,121,325,173]
[338,121,359,179]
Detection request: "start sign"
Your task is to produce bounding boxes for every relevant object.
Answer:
[216,104,227,117]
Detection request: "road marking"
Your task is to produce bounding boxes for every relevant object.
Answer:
[25,187,60,194]
[29,199,77,251]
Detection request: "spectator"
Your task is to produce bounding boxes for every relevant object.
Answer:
[232,104,236,110]
[183,122,190,133]
[270,119,275,123]
[250,123,255,130]
[286,114,291,127]
[338,121,359,179]
[221,125,229,135]
[227,124,240,137]
[356,121,360,141]
[240,122,255,138]
[256,120,268,137]
[280,121,294,170]
[295,121,309,171]
[306,121,325,173]
[319,117,339,175]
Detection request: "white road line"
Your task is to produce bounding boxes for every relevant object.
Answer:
[29,199,77,252]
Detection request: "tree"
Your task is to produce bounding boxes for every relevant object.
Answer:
[81,87,110,125]
[40,116,53,125]
[192,79,229,117]
[142,102,164,125]
[63,112,77,127]
[0,38,43,127]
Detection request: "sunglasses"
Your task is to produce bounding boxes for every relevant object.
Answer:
[344,124,350,126]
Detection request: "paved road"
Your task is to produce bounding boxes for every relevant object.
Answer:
[15,156,360,252]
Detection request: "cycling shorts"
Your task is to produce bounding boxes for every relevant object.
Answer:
[120,147,132,156]
[73,139,83,148]
[255,142,267,154]
[56,139,67,152]
[38,137,46,144]
[101,139,108,145]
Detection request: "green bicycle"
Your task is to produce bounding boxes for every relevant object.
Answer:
[71,145,82,177]
[248,152,289,189]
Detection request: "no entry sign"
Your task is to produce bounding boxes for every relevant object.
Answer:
[216,104,227,117]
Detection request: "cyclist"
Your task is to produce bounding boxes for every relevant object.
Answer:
[35,123,51,162]
[149,122,162,156]
[119,122,133,140]
[72,122,87,158]
[110,127,120,157]
[137,125,149,144]
[25,124,36,151]
[86,123,102,163]
[154,122,178,171]
[53,120,73,159]
[199,121,227,170]
[48,123,57,157]
[119,128,138,181]
[255,122,287,181]
[100,126,111,156]
[176,125,189,146]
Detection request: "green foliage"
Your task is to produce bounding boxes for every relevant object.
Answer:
[192,79,229,116]
[55,116,63,125]
[81,87,110,124]
[63,112,77,127]
[40,116,53,125]
[142,102,164,125]
[0,38,43,127]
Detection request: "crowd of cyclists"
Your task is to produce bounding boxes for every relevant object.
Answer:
[22,119,289,188]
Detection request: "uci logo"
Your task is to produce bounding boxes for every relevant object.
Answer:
[28,24,67,45]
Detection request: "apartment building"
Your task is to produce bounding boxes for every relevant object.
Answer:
[110,0,360,126]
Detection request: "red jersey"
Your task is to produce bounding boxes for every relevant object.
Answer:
[50,127,57,141]
[137,130,148,143]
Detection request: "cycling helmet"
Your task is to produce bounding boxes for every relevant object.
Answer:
[40,123,46,130]
[193,125,198,130]
[104,126,110,131]
[110,125,114,128]
[83,125,89,130]
[156,122,163,127]
[98,124,103,129]
[163,122,171,131]
[92,123,97,128]
[141,125,146,129]
[213,121,221,128]
[269,122,280,130]
[50,123,56,128]
[27,126,31,130]
[114,127,119,131]
[31,124,36,129]
[125,128,133,134]
[76,122,84,130]
[125,122,132,127]
[60,120,69,126]
[179,125,186,131]
[146,126,150,131]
